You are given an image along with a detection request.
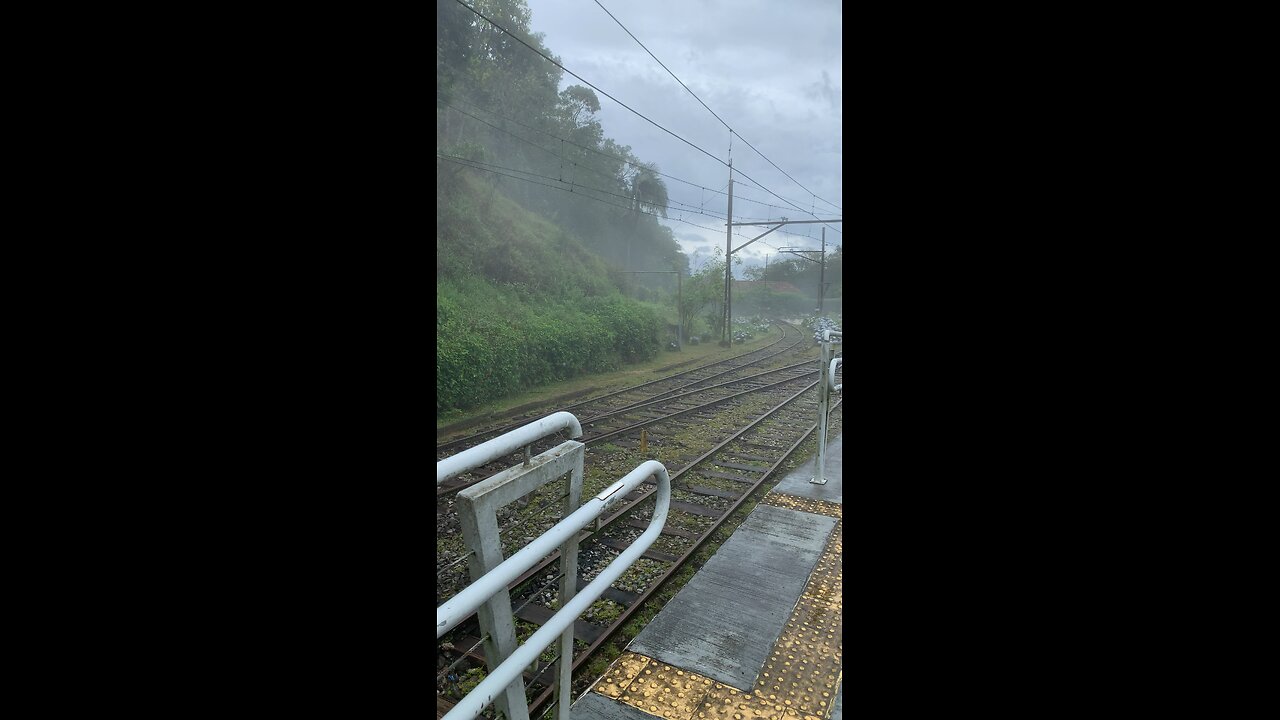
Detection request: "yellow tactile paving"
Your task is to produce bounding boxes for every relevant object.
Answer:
[622,661,716,718]
[758,492,842,519]
[596,501,842,720]
[594,653,652,699]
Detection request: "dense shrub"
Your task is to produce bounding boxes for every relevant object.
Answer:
[582,296,661,363]
[436,175,669,413]
[437,281,662,412]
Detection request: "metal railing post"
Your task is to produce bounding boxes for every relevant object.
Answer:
[439,461,671,720]
[440,413,587,720]
[811,328,841,485]
[457,493,529,720]
[812,329,830,484]
[554,453,583,720]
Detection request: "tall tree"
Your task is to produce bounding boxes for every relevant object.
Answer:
[625,163,668,218]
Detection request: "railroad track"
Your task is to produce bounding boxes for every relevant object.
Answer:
[435,357,842,719]
[436,320,809,451]
[437,321,813,498]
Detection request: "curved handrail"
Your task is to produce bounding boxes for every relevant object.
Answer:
[439,460,671,720]
[436,459,668,637]
[437,411,583,485]
[829,357,842,392]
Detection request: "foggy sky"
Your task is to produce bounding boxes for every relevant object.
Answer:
[525,0,843,277]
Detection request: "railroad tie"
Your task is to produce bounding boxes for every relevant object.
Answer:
[713,461,768,473]
[684,484,739,500]
[628,518,697,539]
[725,452,774,462]
[598,536,679,564]
[699,469,756,484]
[513,603,605,644]
[577,577,640,607]
[669,500,723,518]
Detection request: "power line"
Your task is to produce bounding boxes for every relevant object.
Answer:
[590,0,843,220]
[442,101,621,186]
[731,187,829,216]
[442,96,718,196]
[734,134,843,214]
[452,0,841,234]
[438,147,829,250]
[438,136,829,251]
[440,96,819,222]
[440,97,802,216]
[592,0,733,134]
[453,0,724,167]
[446,99,813,216]
[438,152,731,222]
[437,153,727,235]
[445,95,814,217]
[734,178,841,235]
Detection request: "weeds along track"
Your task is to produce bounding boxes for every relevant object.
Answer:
[437,320,812,498]
[435,360,843,719]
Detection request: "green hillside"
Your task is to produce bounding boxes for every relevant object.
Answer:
[437,173,677,414]
[436,0,711,416]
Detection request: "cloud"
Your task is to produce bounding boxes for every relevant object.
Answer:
[523,0,842,260]
[805,70,842,111]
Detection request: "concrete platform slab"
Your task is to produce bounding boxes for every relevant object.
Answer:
[771,433,842,504]
[626,504,837,691]
[570,690,662,720]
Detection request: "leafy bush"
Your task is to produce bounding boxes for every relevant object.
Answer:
[581,296,660,364]
[437,281,662,412]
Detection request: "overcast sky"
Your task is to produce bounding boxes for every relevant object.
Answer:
[525,0,842,277]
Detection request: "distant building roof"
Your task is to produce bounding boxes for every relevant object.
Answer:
[733,280,801,294]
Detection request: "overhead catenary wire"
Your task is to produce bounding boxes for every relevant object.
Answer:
[437,153,728,235]
[441,100,724,219]
[440,96,798,212]
[453,0,724,168]
[437,152,732,222]
[453,0,840,235]
[439,106,839,263]
[733,134,843,215]
[592,0,734,135]
[438,153,832,269]
[590,0,844,221]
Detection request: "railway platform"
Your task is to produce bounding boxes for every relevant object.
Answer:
[571,433,843,720]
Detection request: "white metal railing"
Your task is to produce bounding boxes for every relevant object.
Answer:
[439,460,671,720]
[813,329,842,484]
[437,411,583,485]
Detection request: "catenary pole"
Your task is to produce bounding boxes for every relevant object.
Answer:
[819,227,825,316]
[722,160,734,346]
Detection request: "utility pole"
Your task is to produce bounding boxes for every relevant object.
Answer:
[729,218,842,322]
[721,160,733,347]
[819,227,825,317]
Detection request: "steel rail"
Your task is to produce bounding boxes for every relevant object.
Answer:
[440,379,839,691]
[436,358,844,717]
[579,368,817,447]
[436,364,818,498]
[437,379,819,607]
[574,358,818,424]
[438,377,825,601]
[436,321,802,453]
